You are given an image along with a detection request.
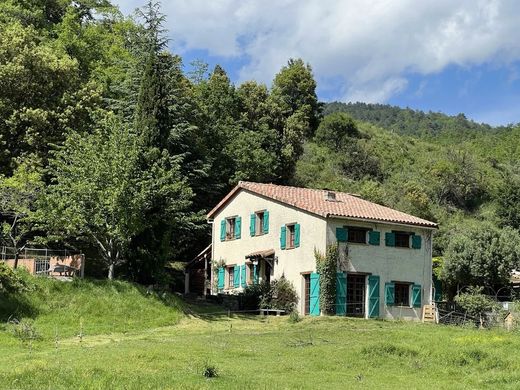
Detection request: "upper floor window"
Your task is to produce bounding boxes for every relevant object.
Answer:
[226,217,236,240]
[255,211,265,236]
[347,227,369,244]
[281,223,300,249]
[287,224,295,249]
[250,210,269,236]
[394,231,412,248]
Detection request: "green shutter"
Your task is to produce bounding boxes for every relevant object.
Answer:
[241,265,246,288]
[368,275,380,318]
[336,227,348,242]
[412,284,422,307]
[250,214,256,236]
[385,282,395,305]
[411,235,422,249]
[310,273,320,316]
[220,220,226,241]
[253,264,259,284]
[233,266,240,288]
[385,232,395,247]
[368,231,380,245]
[235,217,241,239]
[294,223,300,248]
[263,211,269,234]
[336,272,347,316]
[280,226,286,249]
[217,267,225,290]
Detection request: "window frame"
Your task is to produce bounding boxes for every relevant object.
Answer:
[225,217,236,240]
[246,262,254,285]
[226,265,235,289]
[346,226,370,244]
[393,231,412,248]
[394,282,411,306]
[286,223,296,249]
[255,210,265,237]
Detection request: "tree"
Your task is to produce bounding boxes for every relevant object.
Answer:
[0,162,43,268]
[41,117,145,279]
[441,223,520,290]
[314,112,360,151]
[496,173,520,231]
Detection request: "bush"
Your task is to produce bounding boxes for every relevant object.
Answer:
[201,360,219,378]
[240,281,270,310]
[0,262,28,294]
[455,286,501,325]
[316,244,338,315]
[262,276,298,313]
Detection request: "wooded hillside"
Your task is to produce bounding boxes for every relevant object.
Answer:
[1,0,520,291]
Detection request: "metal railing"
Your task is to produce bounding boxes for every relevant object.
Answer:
[0,246,80,261]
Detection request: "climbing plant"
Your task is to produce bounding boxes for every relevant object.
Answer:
[315,243,338,315]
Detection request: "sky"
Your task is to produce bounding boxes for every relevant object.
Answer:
[113,0,520,126]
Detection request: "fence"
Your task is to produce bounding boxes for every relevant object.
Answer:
[1,246,85,278]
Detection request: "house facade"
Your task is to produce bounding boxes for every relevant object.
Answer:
[207,181,437,320]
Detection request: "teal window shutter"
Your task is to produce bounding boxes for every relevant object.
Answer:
[336,272,347,316]
[310,273,320,316]
[263,211,269,234]
[294,223,300,248]
[280,226,286,249]
[385,282,395,305]
[385,232,395,247]
[368,275,380,318]
[250,214,256,237]
[217,267,225,291]
[241,265,246,287]
[336,227,348,242]
[253,264,259,284]
[220,220,226,241]
[411,235,422,249]
[235,217,241,239]
[233,266,240,288]
[368,231,380,245]
[412,284,422,307]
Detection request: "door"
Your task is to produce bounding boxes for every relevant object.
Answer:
[303,274,310,315]
[346,274,366,317]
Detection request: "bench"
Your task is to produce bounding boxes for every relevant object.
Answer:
[259,309,285,316]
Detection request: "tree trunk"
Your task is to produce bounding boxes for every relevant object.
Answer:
[13,251,19,269]
[108,263,115,280]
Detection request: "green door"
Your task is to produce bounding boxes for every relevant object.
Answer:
[368,275,380,318]
[310,273,320,316]
[336,272,347,316]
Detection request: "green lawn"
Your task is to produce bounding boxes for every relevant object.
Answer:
[2,279,520,389]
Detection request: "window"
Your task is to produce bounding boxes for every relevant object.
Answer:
[303,274,311,315]
[226,266,234,288]
[255,211,265,236]
[246,263,254,285]
[347,227,369,244]
[287,224,295,249]
[226,217,236,240]
[394,283,410,306]
[394,231,411,248]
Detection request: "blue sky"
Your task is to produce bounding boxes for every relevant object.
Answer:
[113,1,520,126]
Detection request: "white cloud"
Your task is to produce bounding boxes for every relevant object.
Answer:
[114,0,520,103]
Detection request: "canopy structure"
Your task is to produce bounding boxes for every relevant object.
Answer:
[246,248,275,259]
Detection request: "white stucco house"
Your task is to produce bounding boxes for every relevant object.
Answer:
[206,181,438,319]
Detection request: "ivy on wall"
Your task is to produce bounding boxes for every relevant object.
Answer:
[315,243,339,315]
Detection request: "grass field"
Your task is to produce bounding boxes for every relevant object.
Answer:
[2,279,520,389]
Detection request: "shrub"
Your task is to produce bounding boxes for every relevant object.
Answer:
[0,262,28,294]
[455,286,501,326]
[201,361,219,378]
[288,311,302,323]
[263,276,298,313]
[240,281,270,310]
[315,244,338,315]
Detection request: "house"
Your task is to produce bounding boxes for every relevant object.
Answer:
[207,181,438,319]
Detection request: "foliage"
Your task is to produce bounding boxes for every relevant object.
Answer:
[314,112,360,151]
[239,281,270,311]
[0,262,27,294]
[259,276,298,313]
[496,172,520,231]
[315,244,338,315]
[455,286,501,318]
[441,223,520,289]
[201,360,219,378]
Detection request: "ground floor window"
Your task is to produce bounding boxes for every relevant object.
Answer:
[226,266,234,288]
[394,282,410,306]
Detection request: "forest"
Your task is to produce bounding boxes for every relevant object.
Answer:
[1,0,520,292]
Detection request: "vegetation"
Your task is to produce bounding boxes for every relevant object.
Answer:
[315,244,338,315]
[259,276,298,313]
[0,262,27,294]
[3,311,520,388]
[455,286,501,319]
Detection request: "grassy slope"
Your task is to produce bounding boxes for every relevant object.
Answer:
[2,312,520,389]
[0,277,184,343]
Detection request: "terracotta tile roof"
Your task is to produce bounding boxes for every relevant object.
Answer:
[207,181,438,228]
